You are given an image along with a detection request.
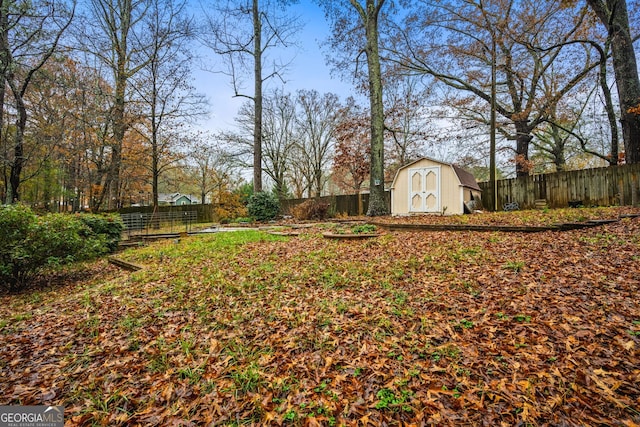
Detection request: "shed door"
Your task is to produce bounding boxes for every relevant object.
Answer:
[409,167,440,213]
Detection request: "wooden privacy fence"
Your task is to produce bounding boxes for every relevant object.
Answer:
[479,163,640,210]
[115,164,640,222]
[280,192,392,217]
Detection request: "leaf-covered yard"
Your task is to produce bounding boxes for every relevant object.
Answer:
[1,208,639,426]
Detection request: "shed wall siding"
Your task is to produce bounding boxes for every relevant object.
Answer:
[392,158,464,215]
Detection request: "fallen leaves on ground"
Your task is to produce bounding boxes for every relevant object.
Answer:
[370,206,640,227]
[1,208,639,426]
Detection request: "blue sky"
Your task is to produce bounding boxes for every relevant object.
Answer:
[195,1,357,133]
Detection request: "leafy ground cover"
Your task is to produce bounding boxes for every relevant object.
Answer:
[1,208,639,426]
[370,206,640,227]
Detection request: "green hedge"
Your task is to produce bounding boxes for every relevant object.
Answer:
[247,192,280,221]
[0,205,123,292]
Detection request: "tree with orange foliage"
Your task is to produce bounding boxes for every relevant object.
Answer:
[75,0,161,209]
[332,98,371,198]
[21,56,83,210]
[1,0,74,203]
[120,126,153,207]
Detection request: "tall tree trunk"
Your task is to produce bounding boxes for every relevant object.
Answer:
[314,169,322,198]
[253,0,263,193]
[0,4,9,203]
[200,175,206,205]
[152,138,159,206]
[359,0,388,216]
[550,124,566,172]
[96,0,132,211]
[596,39,619,164]
[8,120,24,203]
[7,76,28,203]
[514,121,533,177]
[110,67,126,209]
[151,86,159,207]
[587,0,640,164]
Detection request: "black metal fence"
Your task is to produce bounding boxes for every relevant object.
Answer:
[118,204,217,222]
[120,210,197,237]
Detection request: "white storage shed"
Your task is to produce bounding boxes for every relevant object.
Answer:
[390,157,482,215]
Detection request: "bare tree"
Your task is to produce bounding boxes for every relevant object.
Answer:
[332,98,370,199]
[531,97,589,172]
[0,0,75,203]
[384,75,432,175]
[392,0,601,177]
[130,0,206,207]
[216,100,259,179]
[186,134,234,205]
[200,0,301,193]
[75,0,155,209]
[530,74,617,171]
[219,90,297,198]
[294,89,339,198]
[262,89,297,199]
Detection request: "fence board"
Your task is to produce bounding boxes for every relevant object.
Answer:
[479,164,640,210]
[117,166,639,222]
[280,192,391,217]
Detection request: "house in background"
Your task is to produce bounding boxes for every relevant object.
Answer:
[158,193,200,206]
[390,157,482,215]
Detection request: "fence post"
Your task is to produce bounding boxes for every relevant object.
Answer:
[632,172,639,206]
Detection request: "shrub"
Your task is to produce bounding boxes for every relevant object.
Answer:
[0,204,37,290]
[247,192,280,221]
[214,191,248,223]
[78,213,124,252]
[0,205,122,292]
[290,199,330,221]
[351,224,377,234]
[235,183,254,205]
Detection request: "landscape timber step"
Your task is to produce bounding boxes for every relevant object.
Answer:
[141,233,182,241]
[322,232,382,239]
[587,219,619,224]
[554,222,604,231]
[267,231,301,236]
[108,256,144,272]
[534,199,548,209]
[117,241,146,250]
